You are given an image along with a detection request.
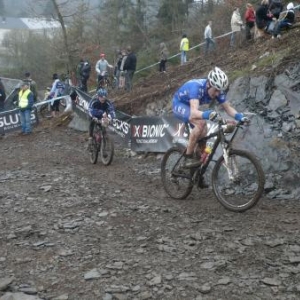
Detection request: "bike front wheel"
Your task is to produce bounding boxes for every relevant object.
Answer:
[161,147,193,200]
[100,135,114,166]
[89,136,99,164]
[212,149,265,212]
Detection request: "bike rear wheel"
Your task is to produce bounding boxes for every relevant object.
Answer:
[100,134,114,165]
[161,147,193,199]
[212,149,265,212]
[89,136,99,164]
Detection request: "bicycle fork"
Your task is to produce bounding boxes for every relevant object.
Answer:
[222,147,239,182]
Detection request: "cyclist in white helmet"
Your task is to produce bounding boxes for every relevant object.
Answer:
[172,66,245,171]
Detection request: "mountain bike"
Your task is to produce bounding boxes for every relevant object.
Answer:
[161,116,265,212]
[97,71,117,91]
[89,117,114,166]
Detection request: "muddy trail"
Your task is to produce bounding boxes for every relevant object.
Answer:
[1,119,300,300]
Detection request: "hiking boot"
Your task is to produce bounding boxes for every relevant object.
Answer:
[198,176,209,189]
[182,156,201,169]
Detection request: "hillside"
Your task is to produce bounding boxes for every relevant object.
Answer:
[112,28,300,116]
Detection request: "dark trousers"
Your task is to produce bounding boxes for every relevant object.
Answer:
[159,59,167,72]
[246,21,255,39]
[125,70,135,91]
[80,76,89,92]
[204,38,216,55]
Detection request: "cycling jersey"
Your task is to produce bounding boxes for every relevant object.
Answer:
[88,98,116,120]
[172,79,227,123]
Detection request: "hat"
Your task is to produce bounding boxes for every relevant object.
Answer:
[287,2,294,10]
[25,72,30,77]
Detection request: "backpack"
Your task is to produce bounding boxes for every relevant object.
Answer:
[81,62,91,78]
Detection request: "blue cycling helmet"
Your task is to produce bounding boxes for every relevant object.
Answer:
[97,88,108,97]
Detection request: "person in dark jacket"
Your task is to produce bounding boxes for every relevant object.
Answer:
[272,2,295,38]
[80,59,91,92]
[256,0,273,31]
[269,0,283,19]
[123,46,137,92]
[87,88,116,148]
[0,77,6,112]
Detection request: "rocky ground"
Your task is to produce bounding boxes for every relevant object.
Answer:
[1,118,300,300]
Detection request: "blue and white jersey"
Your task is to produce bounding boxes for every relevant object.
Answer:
[50,79,65,98]
[174,79,226,105]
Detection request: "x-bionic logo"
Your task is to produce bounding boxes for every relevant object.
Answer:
[132,124,169,138]
[172,122,189,138]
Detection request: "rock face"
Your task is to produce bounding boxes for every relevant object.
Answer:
[1,121,300,300]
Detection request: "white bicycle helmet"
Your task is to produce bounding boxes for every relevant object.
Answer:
[208,67,229,91]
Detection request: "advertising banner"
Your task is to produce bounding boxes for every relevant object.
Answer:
[130,116,189,152]
[0,108,38,134]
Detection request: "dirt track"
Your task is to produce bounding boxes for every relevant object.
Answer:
[1,122,300,300]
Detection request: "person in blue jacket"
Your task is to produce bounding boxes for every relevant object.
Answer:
[172,67,247,171]
[87,88,116,148]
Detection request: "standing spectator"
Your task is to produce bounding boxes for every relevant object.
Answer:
[180,34,189,65]
[159,42,169,73]
[255,0,273,38]
[245,3,256,40]
[95,53,113,87]
[76,59,84,87]
[119,49,127,90]
[0,77,6,112]
[204,21,216,55]
[272,2,295,39]
[230,7,243,47]
[123,46,137,92]
[18,81,34,135]
[49,73,65,118]
[114,51,123,89]
[80,59,91,92]
[23,72,38,102]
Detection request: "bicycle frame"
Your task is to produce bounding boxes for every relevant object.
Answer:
[173,120,244,181]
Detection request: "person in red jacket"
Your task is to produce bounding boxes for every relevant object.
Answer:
[245,3,256,40]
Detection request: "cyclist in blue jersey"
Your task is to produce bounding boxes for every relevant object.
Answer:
[87,88,116,149]
[172,66,246,170]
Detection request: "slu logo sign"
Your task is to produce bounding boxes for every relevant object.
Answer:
[0,109,38,134]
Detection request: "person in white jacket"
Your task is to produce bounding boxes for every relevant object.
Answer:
[204,21,216,55]
[230,7,244,47]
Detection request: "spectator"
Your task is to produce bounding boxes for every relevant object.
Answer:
[18,81,34,135]
[123,46,137,92]
[80,59,91,92]
[119,49,127,90]
[49,73,65,118]
[180,33,189,65]
[245,3,256,40]
[23,72,38,102]
[0,77,6,112]
[204,21,216,55]
[269,0,283,19]
[76,59,84,87]
[114,51,123,89]
[159,42,169,73]
[255,0,273,38]
[230,7,243,47]
[272,2,295,39]
[95,53,113,87]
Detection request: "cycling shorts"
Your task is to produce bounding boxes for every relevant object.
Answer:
[172,96,190,123]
